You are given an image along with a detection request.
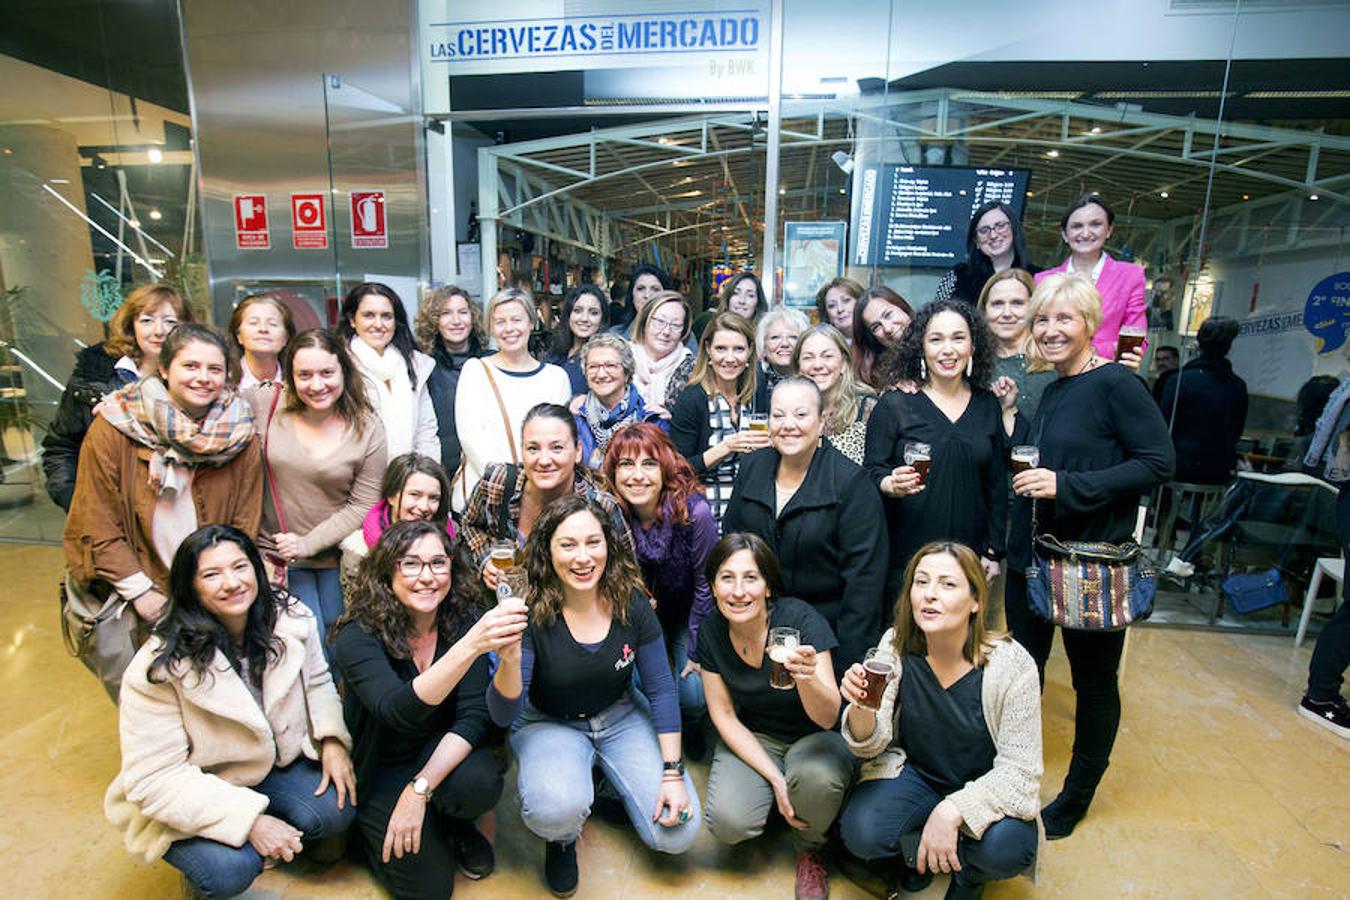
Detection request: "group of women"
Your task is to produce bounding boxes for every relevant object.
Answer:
[53,190,1171,899]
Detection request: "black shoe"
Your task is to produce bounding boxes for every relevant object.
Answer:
[1042,790,1092,840]
[1298,695,1350,739]
[451,821,495,880]
[943,879,985,900]
[897,866,933,893]
[545,840,579,897]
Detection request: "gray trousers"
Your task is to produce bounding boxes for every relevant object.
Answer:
[704,729,857,851]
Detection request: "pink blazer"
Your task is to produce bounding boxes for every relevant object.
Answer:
[1036,255,1147,358]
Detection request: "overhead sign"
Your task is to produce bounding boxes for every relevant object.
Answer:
[1304,271,1350,354]
[783,222,846,309]
[233,194,269,250]
[350,191,388,249]
[290,193,328,250]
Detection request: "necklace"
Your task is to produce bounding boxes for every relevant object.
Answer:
[1075,352,1100,376]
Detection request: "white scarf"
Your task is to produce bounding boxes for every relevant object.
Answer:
[349,336,415,457]
[632,343,690,409]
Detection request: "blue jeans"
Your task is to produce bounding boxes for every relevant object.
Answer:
[162,759,356,898]
[287,567,343,667]
[632,627,706,720]
[511,695,701,852]
[839,765,1037,888]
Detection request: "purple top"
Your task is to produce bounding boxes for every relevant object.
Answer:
[630,493,718,652]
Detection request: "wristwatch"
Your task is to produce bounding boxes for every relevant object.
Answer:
[662,758,686,777]
[411,776,432,800]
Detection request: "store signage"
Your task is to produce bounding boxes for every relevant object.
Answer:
[1303,271,1350,353]
[350,191,388,249]
[291,193,328,250]
[233,194,269,250]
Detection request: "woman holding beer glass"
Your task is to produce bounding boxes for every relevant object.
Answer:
[977,269,1057,421]
[1005,273,1173,839]
[792,324,877,465]
[670,312,771,525]
[488,495,700,897]
[863,300,1008,591]
[334,521,527,897]
[724,377,888,676]
[838,542,1042,900]
[462,403,633,595]
[695,532,855,900]
[1035,194,1146,370]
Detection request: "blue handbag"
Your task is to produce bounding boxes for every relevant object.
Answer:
[1220,567,1285,615]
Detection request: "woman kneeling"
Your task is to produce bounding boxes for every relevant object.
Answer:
[696,532,855,900]
[839,541,1041,899]
[489,495,700,897]
[106,525,355,899]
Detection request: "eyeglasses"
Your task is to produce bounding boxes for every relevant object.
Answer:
[648,316,683,334]
[585,361,623,373]
[976,220,1012,239]
[397,555,451,578]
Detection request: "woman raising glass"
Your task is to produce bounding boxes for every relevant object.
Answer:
[414,284,485,478]
[228,292,295,390]
[629,290,696,418]
[670,312,771,526]
[575,333,665,469]
[488,495,700,897]
[863,300,1008,594]
[839,542,1041,900]
[696,533,856,900]
[978,269,1057,421]
[757,306,809,392]
[852,286,914,390]
[107,525,355,899]
[935,201,1042,305]
[548,284,609,396]
[334,521,527,897]
[815,277,863,341]
[792,324,877,465]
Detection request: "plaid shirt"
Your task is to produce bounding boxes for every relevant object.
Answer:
[462,462,635,569]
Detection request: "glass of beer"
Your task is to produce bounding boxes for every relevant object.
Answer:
[1115,326,1146,361]
[489,540,517,571]
[767,627,800,690]
[1010,445,1040,475]
[904,442,932,485]
[498,566,528,607]
[858,647,897,711]
[741,412,769,434]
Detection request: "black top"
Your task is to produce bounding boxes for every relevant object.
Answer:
[526,591,665,720]
[1009,362,1175,566]
[332,618,491,789]
[1158,356,1248,485]
[897,655,994,796]
[942,261,1044,305]
[669,380,772,475]
[42,342,130,511]
[863,388,1008,576]
[693,596,839,742]
[427,340,484,477]
[723,443,888,675]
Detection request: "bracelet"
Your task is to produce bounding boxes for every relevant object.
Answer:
[662,758,685,777]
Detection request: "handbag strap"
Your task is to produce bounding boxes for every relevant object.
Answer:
[261,386,288,533]
[498,463,519,539]
[479,360,519,464]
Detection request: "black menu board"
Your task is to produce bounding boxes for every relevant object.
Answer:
[852,165,1032,268]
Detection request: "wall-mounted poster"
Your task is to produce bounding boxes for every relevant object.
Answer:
[1178,278,1222,336]
[1304,271,1350,354]
[783,221,845,309]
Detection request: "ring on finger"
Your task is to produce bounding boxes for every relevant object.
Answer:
[678,808,691,823]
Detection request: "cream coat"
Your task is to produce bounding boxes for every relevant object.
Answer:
[105,603,350,862]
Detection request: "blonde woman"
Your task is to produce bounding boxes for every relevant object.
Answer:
[792,324,877,465]
[976,269,1055,421]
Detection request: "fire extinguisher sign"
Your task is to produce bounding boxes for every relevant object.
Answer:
[350,190,388,249]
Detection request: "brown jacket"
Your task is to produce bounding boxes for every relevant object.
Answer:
[63,417,263,595]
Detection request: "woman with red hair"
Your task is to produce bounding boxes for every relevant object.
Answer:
[603,423,718,728]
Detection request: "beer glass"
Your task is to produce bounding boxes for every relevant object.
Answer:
[767,627,800,690]
[1010,445,1040,475]
[1115,326,1146,361]
[489,540,517,571]
[858,647,897,711]
[741,412,769,434]
[904,442,932,486]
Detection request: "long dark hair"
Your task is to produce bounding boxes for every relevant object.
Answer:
[963,201,1034,288]
[550,284,610,361]
[336,520,480,659]
[381,453,453,531]
[149,525,290,688]
[851,286,914,387]
[338,281,420,383]
[281,328,374,435]
[523,494,644,627]
[876,298,995,389]
[627,264,672,307]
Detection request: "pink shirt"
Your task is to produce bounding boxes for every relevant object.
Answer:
[1036,255,1147,358]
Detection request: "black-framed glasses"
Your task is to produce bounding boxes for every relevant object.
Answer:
[976,220,1012,239]
[397,555,451,578]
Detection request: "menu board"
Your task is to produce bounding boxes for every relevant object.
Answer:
[852,165,1031,268]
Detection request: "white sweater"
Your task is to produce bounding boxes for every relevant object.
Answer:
[453,357,571,511]
[352,348,440,461]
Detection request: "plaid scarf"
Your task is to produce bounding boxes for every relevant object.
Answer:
[100,376,255,494]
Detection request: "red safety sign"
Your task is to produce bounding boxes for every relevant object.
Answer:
[234,194,269,250]
[350,190,388,249]
[291,193,328,250]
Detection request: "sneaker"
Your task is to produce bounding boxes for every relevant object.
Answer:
[794,850,830,900]
[545,840,579,898]
[451,821,495,880]
[1298,695,1350,739]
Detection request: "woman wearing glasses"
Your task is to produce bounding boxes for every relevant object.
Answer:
[628,291,696,419]
[574,333,665,470]
[935,202,1042,306]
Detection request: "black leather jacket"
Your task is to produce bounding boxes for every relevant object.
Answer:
[41,343,133,511]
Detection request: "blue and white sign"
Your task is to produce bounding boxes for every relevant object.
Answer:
[419,0,769,113]
[1303,271,1350,354]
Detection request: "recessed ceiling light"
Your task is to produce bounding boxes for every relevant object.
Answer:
[128,218,141,228]
[1090,126,1102,134]
[1026,191,1035,197]
[149,209,162,220]
[1310,194,1320,201]
[1046,150,1059,158]
[147,147,163,164]
[1242,194,1250,200]
[1159,191,1169,198]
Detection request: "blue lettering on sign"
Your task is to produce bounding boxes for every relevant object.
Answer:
[1304,271,1350,353]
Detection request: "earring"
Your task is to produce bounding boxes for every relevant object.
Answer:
[920,359,927,381]
[966,356,973,378]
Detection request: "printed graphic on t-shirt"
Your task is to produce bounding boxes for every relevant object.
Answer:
[614,642,635,671]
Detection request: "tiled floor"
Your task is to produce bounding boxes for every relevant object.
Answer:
[2,543,1346,898]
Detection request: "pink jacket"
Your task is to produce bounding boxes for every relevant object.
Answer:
[360,499,455,548]
[1036,255,1147,359]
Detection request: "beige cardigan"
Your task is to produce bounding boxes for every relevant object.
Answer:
[841,632,1043,840]
[105,603,351,862]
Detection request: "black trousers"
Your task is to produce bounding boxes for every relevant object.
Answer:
[1005,568,1126,795]
[355,746,504,900]
[1307,555,1350,702]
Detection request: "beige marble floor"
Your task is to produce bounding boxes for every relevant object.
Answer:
[1,543,1346,898]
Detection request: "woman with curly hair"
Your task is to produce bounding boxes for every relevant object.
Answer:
[863,300,1010,592]
[333,520,526,898]
[414,284,485,477]
[488,495,700,897]
[106,525,355,899]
